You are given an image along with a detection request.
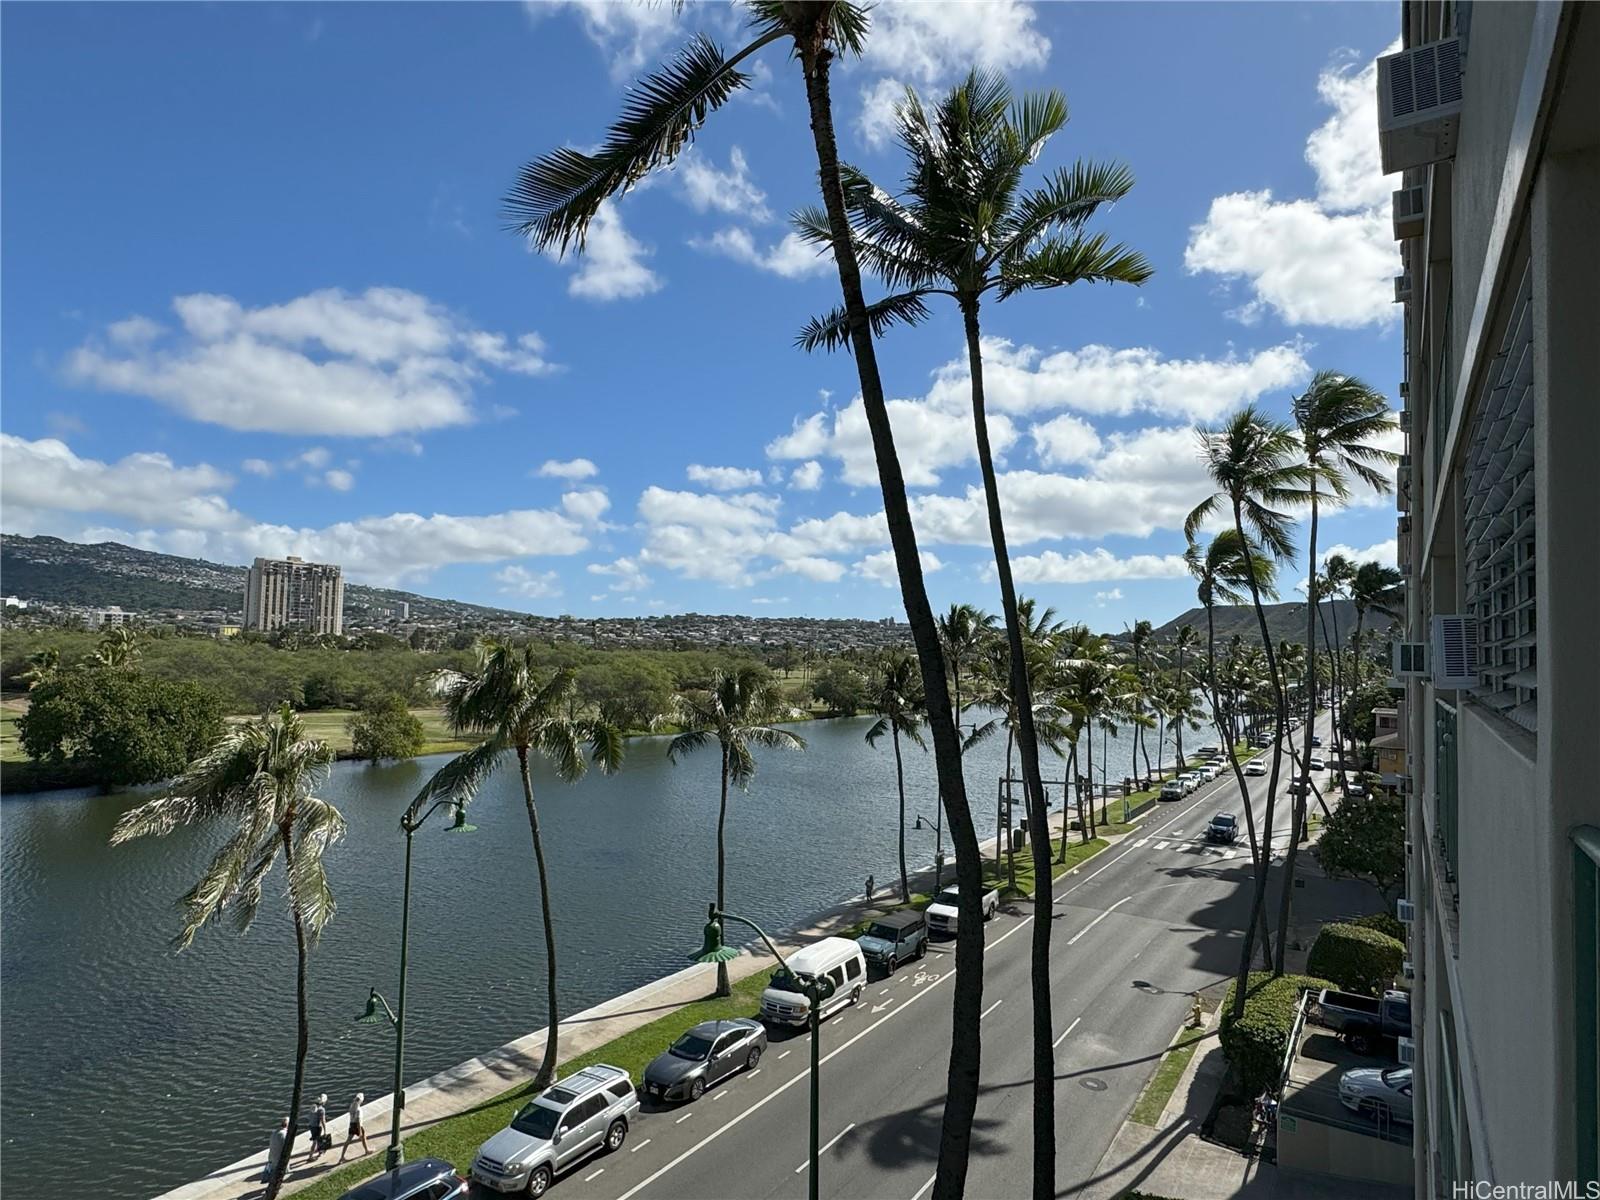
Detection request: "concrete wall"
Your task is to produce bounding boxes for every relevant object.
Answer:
[1276,1115,1413,1188]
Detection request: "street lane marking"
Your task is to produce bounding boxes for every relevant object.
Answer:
[614,914,1035,1200]
[584,1168,605,1182]
[1053,1015,1082,1049]
[911,1169,938,1200]
[980,999,1003,1021]
[1135,838,1150,847]
[675,1111,694,1124]
[776,1050,791,1061]
[1067,895,1133,946]
[1154,841,1169,850]
[794,1122,857,1172]
[630,1139,651,1154]
[747,1069,761,1078]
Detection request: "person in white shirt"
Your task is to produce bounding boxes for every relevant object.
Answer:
[263,1117,290,1183]
[339,1092,369,1162]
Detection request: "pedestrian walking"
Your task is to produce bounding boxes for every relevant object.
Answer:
[864,873,875,903]
[339,1092,369,1162]
[262,1117,289,1183]
[306,1093,328,1161]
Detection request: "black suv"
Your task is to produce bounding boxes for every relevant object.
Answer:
[1204,813,1238,844]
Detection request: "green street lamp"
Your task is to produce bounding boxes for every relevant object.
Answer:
[355,798,474,1169]
[691,904,831,1200]
[913,812,946,891]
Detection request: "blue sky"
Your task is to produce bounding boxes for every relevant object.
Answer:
[1,1,1404,628]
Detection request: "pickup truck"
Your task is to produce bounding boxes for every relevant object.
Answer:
[925,883,999,937]
[1312,988,1412,1054]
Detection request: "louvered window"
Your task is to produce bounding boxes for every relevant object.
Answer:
[1463,263,1537,733]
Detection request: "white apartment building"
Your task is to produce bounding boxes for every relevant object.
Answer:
[1385,2,1599,1193]
[243,555,344,636]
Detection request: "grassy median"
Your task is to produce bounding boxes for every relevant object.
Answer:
[1128,1030,1207,1126]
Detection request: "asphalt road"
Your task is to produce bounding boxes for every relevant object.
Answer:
[509,714,1361,1200]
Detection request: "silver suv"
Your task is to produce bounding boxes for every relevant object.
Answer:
[470,1064,639,1196]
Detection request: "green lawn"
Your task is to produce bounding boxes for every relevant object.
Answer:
[227,708,478,759]
[1128,1030,1207,1126]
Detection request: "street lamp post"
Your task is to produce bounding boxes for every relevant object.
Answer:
[691,904,831,1200]
[355,799,474,1169]
[913,811,946,891]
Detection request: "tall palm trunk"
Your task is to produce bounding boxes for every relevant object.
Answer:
[1083,723,1097,841]
[796,31,982,1200]
[1228,504,1283,1019]
[1317,602,1346,791]
[1061,741,1081,856]
[517,749,563,1082]
[1275,480,1320,972]
[714,745,732,997]
[893,724,910,903]
[265,822,308,1200]
[959,296,1056,1198]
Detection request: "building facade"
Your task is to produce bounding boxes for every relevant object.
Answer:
[243,555,344,636]
[1386,2,1599,1193]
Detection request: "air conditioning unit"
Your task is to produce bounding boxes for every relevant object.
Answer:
[1393,640,1428,677]
[1399,409,1411,433]
[1398,1036,1416,1065]
[1392,186,1426,239]
[1378,38,1465,173]
[1399,380,1409,398]
[1431,613,1481,688]
[1394,273,1414,303]
[1397,455,1413,512]
[1402,960,1416,980]
[1397,898,1416,924]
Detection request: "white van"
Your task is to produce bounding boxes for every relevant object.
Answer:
[759,937,866,1028]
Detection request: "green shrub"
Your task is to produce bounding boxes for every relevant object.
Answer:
[1305,922,1405,995]
[1348,911,1406,943]
[1218,972,1333,1097]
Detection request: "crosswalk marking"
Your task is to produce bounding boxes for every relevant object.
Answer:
[1155,841,1169,850]
[1135,838,1150,847]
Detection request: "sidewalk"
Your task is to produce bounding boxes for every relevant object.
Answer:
[159,807,1115,1200]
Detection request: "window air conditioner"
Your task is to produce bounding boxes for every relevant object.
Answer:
[1398,409,1411,433]
[1378,38,1464,173]
[1393,641,1428,677]
[1398,1036,1416,1065]
[1402,960,1415,981]
[1392,186,1426,240]
[1431,614,1481,689]
[1394,274,1413,304]
[1397,899,1416,924]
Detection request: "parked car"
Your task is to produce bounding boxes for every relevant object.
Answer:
[1244,759,1267,777]
[925,883,1000,937]
[1194,746,1221,760]
[1287,779,1310,796]
[1159,779,1185,801]
[1339,1065,1414,1125]
[471,1064,639,1196]
[1308,755,1326,771]
[1183,772,1206,793]
[1253,735,1274,749]
[1310,734,1323,747]
[856,909,928,973]
[1345,778,1370,798]
[1204,813,1238,844]
[760,937,866,1026]
[1313,988,1412,1054]
[642,1018,765,1103]
[337,1160,467,1200]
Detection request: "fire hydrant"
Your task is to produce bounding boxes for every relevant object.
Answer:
[1188,995,1204,1029]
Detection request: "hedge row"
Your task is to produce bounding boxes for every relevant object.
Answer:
[1348,911,1407,943]
[1306,922,1406,996]
[1219,972,1334,1097]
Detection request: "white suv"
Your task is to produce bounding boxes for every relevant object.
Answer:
[471,1065,639,1196]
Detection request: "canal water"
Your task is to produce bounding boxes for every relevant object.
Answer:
[0,715,1210,1198]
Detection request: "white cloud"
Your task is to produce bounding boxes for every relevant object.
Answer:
[863,0,1049,84]
[690,228,831,279]
[67,287,555,436]
[241,458,275,477]
[1028,413,1103,467]
[531,0,683,80]
[778,556,848,583]
[926,337,1311,422]
[1095,588,1124,604]
[676,147,770,222]
[637,486,779,530]
[857,77,908,149]
[854,548,942,585]
[538,457,599,480]
[323,469,355,492]
[495,565,562,599]
[686,463,766,491]
[561,202,662,301]
[1320,538,1398,569]
[1,435,239,531]
[295,446,332,470]
[588,555,650,592]
[560,488,611,525]
[1184,43,1402,329]
[789,460,824,491]
[1009,548,1191,584]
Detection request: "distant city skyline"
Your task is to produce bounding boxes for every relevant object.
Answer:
[1,1,1402,628]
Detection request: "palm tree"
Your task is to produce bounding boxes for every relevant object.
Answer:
[506,12,989,1186]
[1169,624,1200,767]
[1274,372,1397,969]
[94,626,141,670]
[18,647,60,690]
[669,667,805,996]
[1185,528,1280,1010]
[417,640,624,1087]
[1349,561,1405,690]
[865,650,926,904]
[1123,621,1156,782]
[110,706,344,1199]
[1318,553,1357,784]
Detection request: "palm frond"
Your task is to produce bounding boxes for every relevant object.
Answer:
[796,291,933,353]
[990,160,1136,265]
[994,231,1153,299]
[406,735,506,824]
[287,795,347,942]
[667,728,712,763]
